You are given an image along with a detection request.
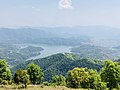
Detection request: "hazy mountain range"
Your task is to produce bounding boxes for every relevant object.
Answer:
[1,26,120,39]
[0,26,120,45]
[0,26,120,65]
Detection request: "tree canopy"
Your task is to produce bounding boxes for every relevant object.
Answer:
[13,69,29,88]
[101,60,120,90]
[26,63,43,84]
[0,60,12,85]
[51,75,66,86]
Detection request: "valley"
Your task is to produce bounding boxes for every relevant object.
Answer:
[0,26,120,89]
[1,1,120,89]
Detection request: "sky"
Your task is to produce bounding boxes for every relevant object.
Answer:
[0,0,120,28]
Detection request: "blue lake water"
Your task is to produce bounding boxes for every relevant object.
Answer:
[17,44,71,60]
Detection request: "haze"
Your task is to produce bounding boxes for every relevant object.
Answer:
[0,0,120,28]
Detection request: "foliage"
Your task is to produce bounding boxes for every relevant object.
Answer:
[51,75,66,86]
[88,69,107,90]
[12,53,103,81]
[67,68,89,88]
[0,60,12,84]
[43,81,50,86]
[1,80,8,85]
[13,69,30,88]
[26,63,43,84]
[94,82,107,90]
[88,69,101,89]
[67,67,107,89]
[0,78,2,84]
[100,60,120,90]
[0,58,120,90]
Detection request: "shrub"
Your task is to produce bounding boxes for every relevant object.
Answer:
[95,82,107,90]
[1,80,8,85]
[18,84,25,89]
[0,78,2,84]
[43,82,50,86]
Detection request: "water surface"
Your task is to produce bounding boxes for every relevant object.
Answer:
[17,44,71,60]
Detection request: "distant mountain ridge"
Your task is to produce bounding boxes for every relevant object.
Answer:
[40,26,120,39]
[0,26,120,41]
[0,28,55,43]
[0,27,91,45]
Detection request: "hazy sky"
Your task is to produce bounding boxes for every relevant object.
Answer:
[0,0,120,28]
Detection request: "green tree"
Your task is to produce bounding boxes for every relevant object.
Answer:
[67,67,89,88]
[88,69,106,90]
[67,67,106,89]
[26,63,43,84]
[14,69,29,88]
[51,75,66,86]
[100,60,120,90]
[0,60,12,84]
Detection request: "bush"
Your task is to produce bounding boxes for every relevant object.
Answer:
[0,78,2,84]
[50,83,57,86]
[43,82,50,86]
[51,75,66,86]
[18,84,25,89]
[95,82,107,90]
[8,80,13,85]
[1,80,8,85]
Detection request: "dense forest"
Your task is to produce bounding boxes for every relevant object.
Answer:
[0,59,120,90]
[12,53,104,81]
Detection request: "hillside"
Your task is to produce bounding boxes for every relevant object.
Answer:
[0,44,43,65]
[71,44,120,60]
[12,53,104,81]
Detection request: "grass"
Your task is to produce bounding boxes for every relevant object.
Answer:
[0,85,88,90]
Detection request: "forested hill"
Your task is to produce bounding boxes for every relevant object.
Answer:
[12,53,104,81]
[71,44,120,60]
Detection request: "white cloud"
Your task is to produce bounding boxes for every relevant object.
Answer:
[32,6,36,9]
[59,0,73,9]
[31,6,40,11]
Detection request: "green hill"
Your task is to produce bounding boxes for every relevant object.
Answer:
[12,53,104,81]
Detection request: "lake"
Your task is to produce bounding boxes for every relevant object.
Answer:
[16,44,71,60]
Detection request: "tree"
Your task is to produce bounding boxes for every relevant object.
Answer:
[88,69,106,90]
[0,60,12,84]
[67,67,106,89]
[2,69,12,81]
[14,69,29,88]
[51,75,66,86]
[26,63,43,84]
[100,60,120,90]
[67,67,89,88]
